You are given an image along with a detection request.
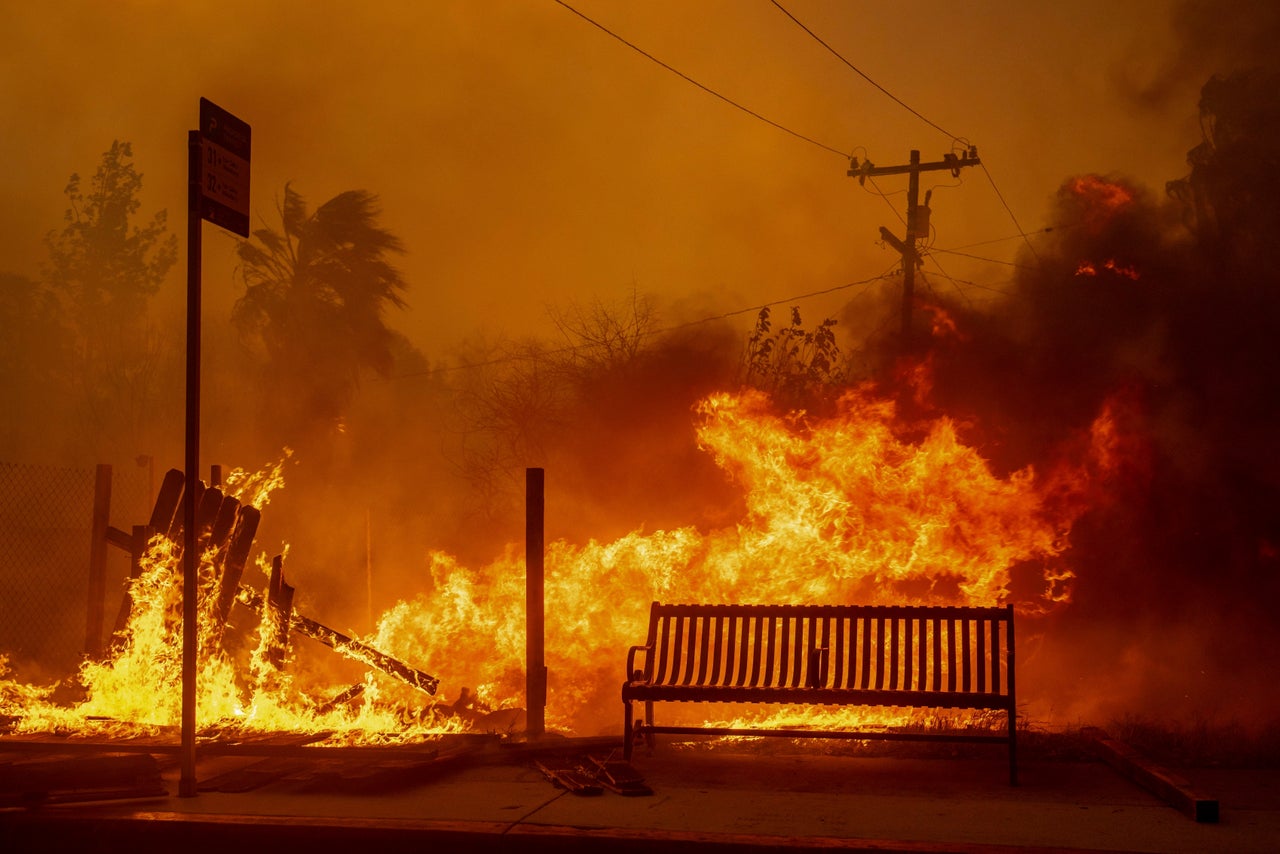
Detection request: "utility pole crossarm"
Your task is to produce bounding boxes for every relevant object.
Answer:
[848,146,980,183]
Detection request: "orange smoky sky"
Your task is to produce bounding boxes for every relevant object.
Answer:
[0,0,1258,355]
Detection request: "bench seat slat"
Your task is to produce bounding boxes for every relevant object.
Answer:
[947,618,957,693]
[832,616,846,689]
[670,615,686,685]
[860,616,871,690]
[656,615,673,685]
[682,614,698,685]
[936,617,947,691]
[708,615,724,685]
[992,615,1001,693]
[977,617,986,693]
[696,615,711,685]
[776,615,788,688]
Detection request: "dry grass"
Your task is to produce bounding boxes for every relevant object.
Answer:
[664,714,1280,767]
[1101,715,1280,768]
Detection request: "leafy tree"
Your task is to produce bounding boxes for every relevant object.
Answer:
[44,141,176,336]
[233,184,408,445]
[739,306,845,412]
[38,141,178,461]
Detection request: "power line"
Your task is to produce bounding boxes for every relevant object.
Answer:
[939,227,1054,252]
[769,0,960,142]
[662,270,896,332]
[980,162,1041,262]
[865,176,907,226]
[929,274,1015,298]
[551,0,848,158]
[928,247,1036,269]
[920,257,975,310]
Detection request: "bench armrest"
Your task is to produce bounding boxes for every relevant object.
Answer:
[626,643,653,682]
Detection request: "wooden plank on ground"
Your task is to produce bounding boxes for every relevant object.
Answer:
[1084,726,1219,823]
[0,752,166,806]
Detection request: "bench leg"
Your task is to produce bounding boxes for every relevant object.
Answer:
[624,698,634,761]
[1008,710,1019,786]
[644,700,655,750]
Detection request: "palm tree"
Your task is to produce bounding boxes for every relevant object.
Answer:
[233,184,407,441]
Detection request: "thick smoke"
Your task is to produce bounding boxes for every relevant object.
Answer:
[1117,0,1280,110]
[915,66,1280,725]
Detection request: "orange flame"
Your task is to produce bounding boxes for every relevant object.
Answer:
[371,373,1109,732]
[1076,260,1140,280]
[1067,175,1134,216]
[1,374,1121,738]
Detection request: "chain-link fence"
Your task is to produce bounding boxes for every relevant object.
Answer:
[0,461,152,678]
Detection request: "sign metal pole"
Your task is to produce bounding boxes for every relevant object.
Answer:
[180,128,201,798]
[181,99,250,797]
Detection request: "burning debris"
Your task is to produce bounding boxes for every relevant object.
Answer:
[235,582,440,696]
[1,463,464,745]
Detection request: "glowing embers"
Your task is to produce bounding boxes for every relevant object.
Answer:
[1064,174,1137,236]
[1076,259,1141,280]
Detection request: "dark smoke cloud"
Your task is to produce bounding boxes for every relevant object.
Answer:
[916,65,1280,724]
[1116,0,1280,110]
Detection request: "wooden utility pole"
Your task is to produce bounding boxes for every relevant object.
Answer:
[850,146,980,350]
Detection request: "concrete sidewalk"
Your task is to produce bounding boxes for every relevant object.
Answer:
[3,744,1278,852]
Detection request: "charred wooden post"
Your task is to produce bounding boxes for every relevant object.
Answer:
[316,683,367,715]
[526,467,546,739]
[194,487,224,550]
[212,506,260,650]
[148,469,185,533]
[263,555,295,670]
[208,493,239,556]
[109,524,156,651]
[132,469,267,658]
[85,463,113,660]
[235,585,440,695]
[168,478,202,547]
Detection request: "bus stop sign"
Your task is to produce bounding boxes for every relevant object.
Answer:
[198,97,250,237]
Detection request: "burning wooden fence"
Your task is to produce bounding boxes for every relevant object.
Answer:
[89,468,440,702]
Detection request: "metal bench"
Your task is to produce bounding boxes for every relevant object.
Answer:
[622,602,1018,784]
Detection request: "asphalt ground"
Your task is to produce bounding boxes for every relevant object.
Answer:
[3,738,1278,853]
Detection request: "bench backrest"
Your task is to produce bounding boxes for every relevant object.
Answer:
[637,603,1014,699]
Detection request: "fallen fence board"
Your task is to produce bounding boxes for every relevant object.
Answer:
[1083,726,1219,823]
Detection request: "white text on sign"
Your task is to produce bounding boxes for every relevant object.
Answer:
[200,139,250,215]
